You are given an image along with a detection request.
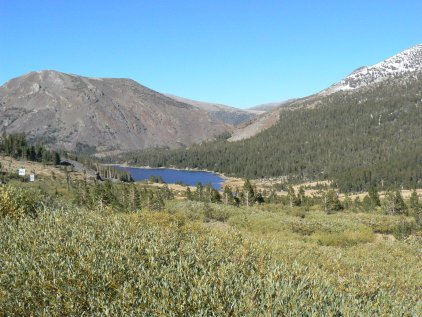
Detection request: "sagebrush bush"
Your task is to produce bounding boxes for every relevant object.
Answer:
[0,185,39,219]
[1,190,421,316]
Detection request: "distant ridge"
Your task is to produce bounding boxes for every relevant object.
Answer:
[165,94,257,126]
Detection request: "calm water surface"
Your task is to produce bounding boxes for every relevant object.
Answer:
[117,166,224,189]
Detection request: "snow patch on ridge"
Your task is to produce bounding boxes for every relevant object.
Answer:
[322,44,422,95]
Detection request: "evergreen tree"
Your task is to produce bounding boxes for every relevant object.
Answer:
[151,192,165,211]
[382,190,407,215]
[362,195,376,212]
[393,190,407,215]
[409,189,420,209]
[243,179,255,206]
[324,190,343,214]
[368,186,381,206]
[196,182,204,202]
[186,187,193,201]
[255,191,265,204]
[408,189,421,225]
[210,188,221,203]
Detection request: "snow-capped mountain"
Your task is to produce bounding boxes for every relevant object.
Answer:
[322,44,422,95]
[229,43,422,142]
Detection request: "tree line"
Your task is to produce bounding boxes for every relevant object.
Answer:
[0,132,61,165]
[185,179,421,226]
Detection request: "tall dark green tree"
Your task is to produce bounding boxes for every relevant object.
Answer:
[196,182,204,202]
[368,186,381,206]
[324,190,343,214]
[243,179,255,206]
[186,187,193,201]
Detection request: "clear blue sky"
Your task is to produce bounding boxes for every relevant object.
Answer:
[1,0,421,108]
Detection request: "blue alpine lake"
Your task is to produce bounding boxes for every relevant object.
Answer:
[116,166,224,189]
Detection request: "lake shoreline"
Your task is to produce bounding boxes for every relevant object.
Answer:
[111,163,236,182]
[111,164,238,189]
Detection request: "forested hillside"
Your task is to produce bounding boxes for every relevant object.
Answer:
[115,78,422,192]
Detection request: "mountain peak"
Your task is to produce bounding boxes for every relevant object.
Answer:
[0,70,234,152]
[322,43,422,95]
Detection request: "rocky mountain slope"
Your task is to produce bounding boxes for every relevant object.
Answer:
[228,110,281,142]
[229,99,296,141]
[229,43,422,141]
[0,71,233,152]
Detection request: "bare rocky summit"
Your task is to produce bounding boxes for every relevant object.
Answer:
[0,70,234,152]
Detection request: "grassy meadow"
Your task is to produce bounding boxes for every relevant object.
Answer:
[1,180,421,316]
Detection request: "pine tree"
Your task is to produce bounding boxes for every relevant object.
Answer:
[210,189,221,203]
[409,189,419,209]
[324,190,343,214]
[393,190,407,215]
[243,179,255,206]
[382,190,407,215]
[255,191,265,204]
[368,186,381,206]
[196,182,204,202]
[408,189,421,225]
[186,187,193,200]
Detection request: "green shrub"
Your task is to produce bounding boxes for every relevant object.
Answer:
[0,185,40,219]
[348,212,417,238]
[312,228,375,247]
[203,203,230,222]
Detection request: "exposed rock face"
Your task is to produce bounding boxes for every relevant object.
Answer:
[0,70,232,152]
